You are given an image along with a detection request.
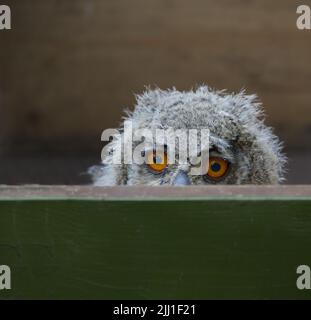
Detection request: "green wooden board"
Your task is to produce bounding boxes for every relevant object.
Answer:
[1,190,311,299]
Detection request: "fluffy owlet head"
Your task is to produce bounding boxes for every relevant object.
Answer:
[89,86,286,186]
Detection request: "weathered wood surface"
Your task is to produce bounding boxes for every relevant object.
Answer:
[0,185,311,199]
[0,186,311,299]
[1,0,311,153]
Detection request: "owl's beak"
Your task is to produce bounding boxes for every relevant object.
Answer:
[173,170,191,185]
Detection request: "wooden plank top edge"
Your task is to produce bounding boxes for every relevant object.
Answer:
[0,185,310,200]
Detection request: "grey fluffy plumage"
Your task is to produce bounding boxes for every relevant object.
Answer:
[89,86,286,185]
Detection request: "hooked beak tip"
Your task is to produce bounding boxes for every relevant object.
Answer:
[173,170,191,186]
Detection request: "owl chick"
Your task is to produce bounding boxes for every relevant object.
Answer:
[89,86,286,186]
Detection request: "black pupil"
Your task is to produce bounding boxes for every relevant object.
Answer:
[153,156,162,164]
[211,162,221,172]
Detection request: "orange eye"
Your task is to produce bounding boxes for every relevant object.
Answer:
[206,157,229,180]
[146,150,168,173]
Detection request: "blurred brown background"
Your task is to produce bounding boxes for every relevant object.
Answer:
[0,0,311,184]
